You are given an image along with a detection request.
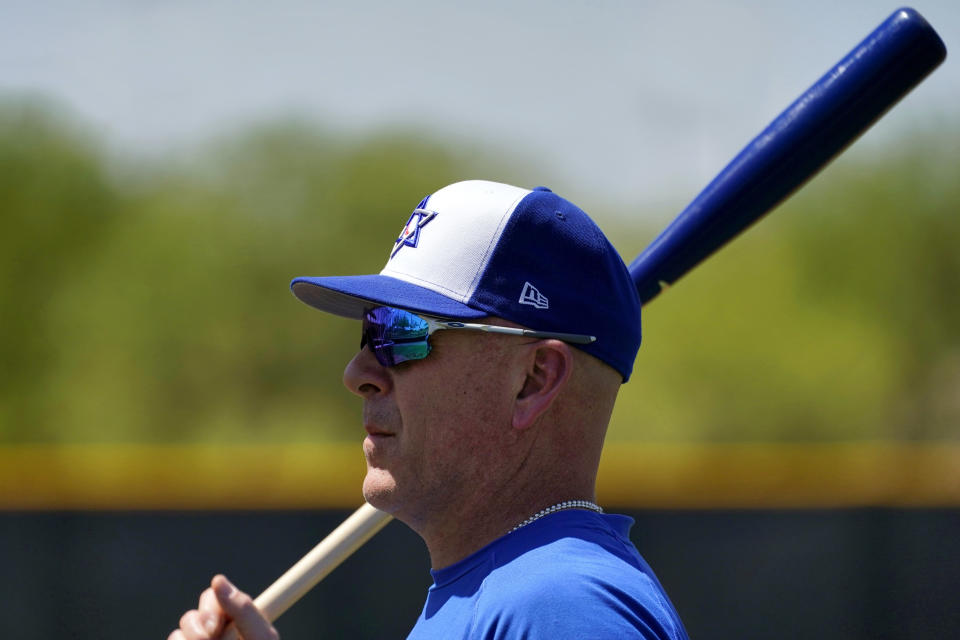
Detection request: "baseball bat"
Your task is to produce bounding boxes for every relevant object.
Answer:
[224,7,946,636]
[629,6,946,302]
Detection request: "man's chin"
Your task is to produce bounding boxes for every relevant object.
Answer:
[362,469,399,512]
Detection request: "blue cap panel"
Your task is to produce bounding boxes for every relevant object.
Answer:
[469,189,641,380]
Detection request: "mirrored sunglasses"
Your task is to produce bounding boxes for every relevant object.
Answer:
[360,306,596,367]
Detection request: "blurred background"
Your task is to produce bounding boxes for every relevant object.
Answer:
[1,1,958,638]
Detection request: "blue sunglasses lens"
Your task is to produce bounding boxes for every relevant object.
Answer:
[361,307,432,366]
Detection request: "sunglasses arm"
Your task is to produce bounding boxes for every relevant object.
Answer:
[428,319,596,345]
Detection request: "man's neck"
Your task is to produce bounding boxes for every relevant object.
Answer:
[416,489,598,570]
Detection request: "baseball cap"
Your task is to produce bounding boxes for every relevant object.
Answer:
[291,180,642,381]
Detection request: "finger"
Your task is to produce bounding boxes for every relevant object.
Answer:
[168,630,186,640]
[178,608,222,640]
[198,587,221,613]
[212,575,279,640]
[197,588,226,635]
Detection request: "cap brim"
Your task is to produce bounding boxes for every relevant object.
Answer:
[290,275,487,320]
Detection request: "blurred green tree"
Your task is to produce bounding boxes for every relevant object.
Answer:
[1,101,957,444]
[613,134,960,441]
[0,101,119,440]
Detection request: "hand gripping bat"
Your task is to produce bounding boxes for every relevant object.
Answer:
[221,7,946,637]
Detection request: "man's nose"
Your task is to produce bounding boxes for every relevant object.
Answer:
[343,345,391,397]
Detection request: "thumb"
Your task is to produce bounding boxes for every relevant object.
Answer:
[212,575,279,640]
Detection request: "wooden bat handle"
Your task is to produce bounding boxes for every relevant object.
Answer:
[222,503,393,639]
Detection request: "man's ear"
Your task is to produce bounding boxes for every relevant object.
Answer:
[513,340,574,430]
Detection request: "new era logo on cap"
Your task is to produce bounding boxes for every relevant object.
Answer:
[519,282,548,309]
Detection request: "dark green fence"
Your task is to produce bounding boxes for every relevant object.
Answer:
[1,508,956,639]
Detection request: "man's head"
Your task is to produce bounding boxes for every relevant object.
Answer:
[291,180,641,542]
[340,308,622,537]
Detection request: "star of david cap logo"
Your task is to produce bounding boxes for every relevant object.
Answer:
[391,197,437,258]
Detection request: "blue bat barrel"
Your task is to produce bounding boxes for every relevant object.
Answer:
[629,7,946,305]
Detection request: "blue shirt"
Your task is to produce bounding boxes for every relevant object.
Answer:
[407,510,689,639]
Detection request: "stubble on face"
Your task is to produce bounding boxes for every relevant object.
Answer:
[360,331,525,528]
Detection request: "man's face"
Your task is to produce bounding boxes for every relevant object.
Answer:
[342,325,526,527]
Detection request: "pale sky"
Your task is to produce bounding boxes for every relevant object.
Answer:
[1,1,957,213]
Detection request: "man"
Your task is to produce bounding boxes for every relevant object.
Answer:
[170,180,689,639]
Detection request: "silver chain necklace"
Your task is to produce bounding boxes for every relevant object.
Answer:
[509,499,603,533]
